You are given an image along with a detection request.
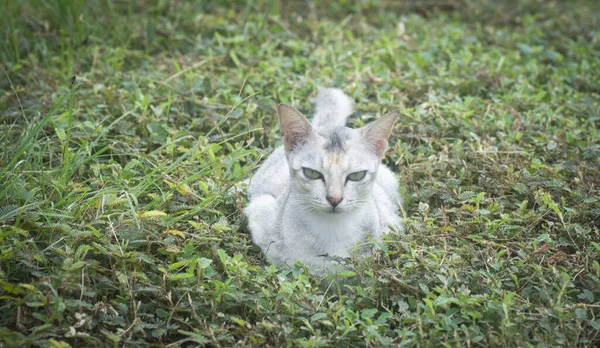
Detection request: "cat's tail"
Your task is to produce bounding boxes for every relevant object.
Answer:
[311,87,354,128]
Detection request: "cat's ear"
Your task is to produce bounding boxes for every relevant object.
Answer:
[278,104,313,152]
[362,110,398,157]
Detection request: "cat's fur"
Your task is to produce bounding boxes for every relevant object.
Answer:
[244,88,402,272]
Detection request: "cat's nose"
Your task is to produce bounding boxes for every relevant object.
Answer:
[326,195,343,208]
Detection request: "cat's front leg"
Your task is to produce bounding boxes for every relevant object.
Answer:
[244,194,280,253]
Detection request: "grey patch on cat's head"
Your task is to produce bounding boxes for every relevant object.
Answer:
[324,128,350,153]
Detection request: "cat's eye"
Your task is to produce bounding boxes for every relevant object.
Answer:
[347,170,367,181]
[302,167,323,180]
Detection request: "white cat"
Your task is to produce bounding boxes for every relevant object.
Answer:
[244,88,402,272]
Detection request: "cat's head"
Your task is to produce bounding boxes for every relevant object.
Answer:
[278,104,397,214]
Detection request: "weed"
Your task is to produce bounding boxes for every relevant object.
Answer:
[1,0,599,346]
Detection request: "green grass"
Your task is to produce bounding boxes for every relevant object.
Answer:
[1,0,599,346]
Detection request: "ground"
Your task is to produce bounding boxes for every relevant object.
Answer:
[1,0,599,346]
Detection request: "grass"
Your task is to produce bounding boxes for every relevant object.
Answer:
[1,0,599,346]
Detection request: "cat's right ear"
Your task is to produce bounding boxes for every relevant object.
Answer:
[362,110,398,157]
[278,104,313,152]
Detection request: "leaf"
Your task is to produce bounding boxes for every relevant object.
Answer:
[146,122,168,142]
[116,272,128,286]
[62,261,85,272]
[337,270,357,278]
[503,292,516,306]
[198,258,213,269]
[231,316,247,327]
[580,289,594,302]
[26,301,45,307]
[48,339,72,348]
[510,274,519,288]
[213,223,232,231]
[164,180,193,196]
[535,234,550,243]
[101,329,122,343]
[457,191,476,201]
[178,330,209,344]
[164,229,185,239]
[218,249,228,265]
[310,313,328,322]
[168,273,195,281]
[575,308,587,320]
[361,308,378,319]
[155,307,169,318]
[517,43,534,54]
[533,90,547,101]
[139,210,167,218]
[461,204,476,212]
[55,128,67,141]
[376,312,392,325]
[474,192,486,204]
[175,183,193,196]
[169,259,193,270]
[0,205,19,222]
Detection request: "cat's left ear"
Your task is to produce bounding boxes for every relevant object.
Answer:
[362,110,398,157]
[278,104,313,152]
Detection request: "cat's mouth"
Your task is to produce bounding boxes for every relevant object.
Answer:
[327,205,350,214]
[314,205,345,214]
[312,201,353,214]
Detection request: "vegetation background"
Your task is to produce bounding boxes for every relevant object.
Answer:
[1,0,599,346]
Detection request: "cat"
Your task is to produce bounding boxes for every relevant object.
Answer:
[244,88,402,273]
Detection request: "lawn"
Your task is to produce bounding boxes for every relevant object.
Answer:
[1,0,599,346]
